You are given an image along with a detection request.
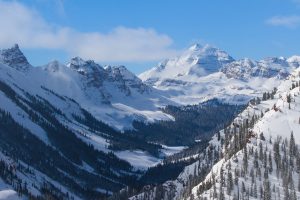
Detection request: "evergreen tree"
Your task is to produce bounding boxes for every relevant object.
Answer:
[243,146,248,172]
[290,131,295,157]
[253,181,258,198]
[227,170,233,195]
[263,180,271,200]
[268,153,273,173]
[287,94,291,109]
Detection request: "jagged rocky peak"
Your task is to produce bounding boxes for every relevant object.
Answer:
[67,56,86,70]
[67,56,105,75]
[0,44,31,71]
[106,65,141,82]
[105,65,150,94]
[221,56,297,80]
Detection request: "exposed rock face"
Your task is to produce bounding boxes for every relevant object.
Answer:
[0,44,31,71]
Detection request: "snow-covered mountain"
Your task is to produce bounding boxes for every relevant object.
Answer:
[139,44,234,85]
[139,44,300,105]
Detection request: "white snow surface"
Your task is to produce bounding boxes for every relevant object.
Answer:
[0,190,20,200]
[115,145,186,170]
[0,179,21,200]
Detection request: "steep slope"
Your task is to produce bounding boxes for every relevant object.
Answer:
[188,68,300,199]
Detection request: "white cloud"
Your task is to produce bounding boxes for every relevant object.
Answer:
[0,1,179,62]
[266,15,300,28]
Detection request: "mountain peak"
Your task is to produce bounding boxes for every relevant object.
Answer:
[0,44,31,71]
[67,57,88,69]
[67,57,105,76]
[140,44,234,83]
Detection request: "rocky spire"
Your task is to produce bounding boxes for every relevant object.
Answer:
[0,44,31,71]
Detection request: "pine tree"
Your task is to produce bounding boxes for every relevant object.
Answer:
[263,180,271,200]
[227,170,233,195]
[220,167,225,187]
[243,146,248,172]
[287,94,291,109]
[290,131,295,157]
[253,181,258,198]
[263,150,267,169]
[259,143,264,162]
[284,177,289,200]
[219,185,224,200]
[298,173,300,192]
[213,183,217,198]
[263,92,267,101]
[268,153,273,173]
[254,149,259,168]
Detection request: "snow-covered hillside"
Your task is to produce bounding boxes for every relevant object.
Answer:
[190,67,300,199]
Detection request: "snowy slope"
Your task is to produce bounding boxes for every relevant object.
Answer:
[188,68,300,199]
[0,179,21,200]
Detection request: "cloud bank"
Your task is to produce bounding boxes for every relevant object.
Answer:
[0,1,179,62]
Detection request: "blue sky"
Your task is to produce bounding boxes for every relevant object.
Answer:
[0,0,300,74]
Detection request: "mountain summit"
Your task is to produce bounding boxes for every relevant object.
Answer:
[139,44,234,84]
[0,44,31,71]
